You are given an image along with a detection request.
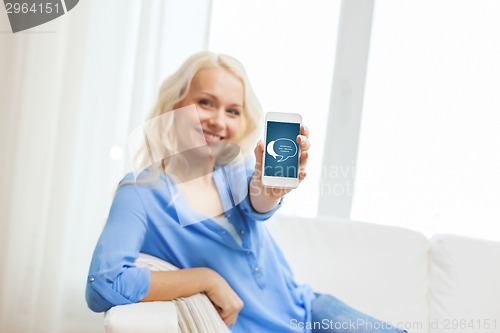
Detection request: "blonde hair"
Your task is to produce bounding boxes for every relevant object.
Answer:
[151,51,262,153]
[126,51,262,185]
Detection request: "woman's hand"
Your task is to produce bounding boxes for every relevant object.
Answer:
[205,271,244,327]
[249,125,311,212]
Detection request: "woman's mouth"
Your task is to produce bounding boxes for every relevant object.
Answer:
[196,129,224,144]
[204,133,222,143]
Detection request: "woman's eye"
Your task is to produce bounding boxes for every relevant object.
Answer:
[227,109,241,116]
[198,99,212,107]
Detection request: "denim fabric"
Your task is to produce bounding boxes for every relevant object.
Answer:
[311,293,407,333]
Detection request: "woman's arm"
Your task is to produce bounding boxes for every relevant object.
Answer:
[141,268,214,301]
[86,184,151,312]
[88,178,243,326]
[142,268,244,327]
[249,169,282,213]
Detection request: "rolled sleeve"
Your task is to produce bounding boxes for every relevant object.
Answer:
[86,180,151,312]
[86,268,150,312]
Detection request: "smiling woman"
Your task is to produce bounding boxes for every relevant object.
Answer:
[174,68,244,148]
[148,52,262,162]
[86,51,311,330]
[85,51,407,333]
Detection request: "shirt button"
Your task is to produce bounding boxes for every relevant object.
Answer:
[246,251,251,255]
[226,214,231,218]
[240,230,245,234]
[254,266,259,272]
[90,277,95,282]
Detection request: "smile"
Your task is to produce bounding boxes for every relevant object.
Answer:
[196,128,224,143]
[204,133,222,142]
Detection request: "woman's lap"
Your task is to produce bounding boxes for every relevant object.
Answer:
[311,293,407,333]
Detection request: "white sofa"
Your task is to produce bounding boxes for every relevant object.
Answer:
[104,216,500,333]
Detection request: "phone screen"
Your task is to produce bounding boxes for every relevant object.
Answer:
[264,121,300,178]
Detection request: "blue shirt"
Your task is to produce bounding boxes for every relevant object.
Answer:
[86,159,316,332]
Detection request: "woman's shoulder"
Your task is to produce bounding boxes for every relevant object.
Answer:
[119,172,135,183]
[117,167,169,194]
[113,168,176,212]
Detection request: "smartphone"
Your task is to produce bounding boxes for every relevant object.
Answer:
[261,112,302,188]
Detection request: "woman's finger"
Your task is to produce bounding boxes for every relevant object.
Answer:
[254,140,264,161]
[297,135,311,151]
[222,313,234,326]
[253,140,264,177]
[299,151,308,168]
[300,125,310,138]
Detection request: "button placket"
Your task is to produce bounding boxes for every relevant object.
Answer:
[243,250,265,287]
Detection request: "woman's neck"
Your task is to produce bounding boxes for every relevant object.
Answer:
[169,149,216,184]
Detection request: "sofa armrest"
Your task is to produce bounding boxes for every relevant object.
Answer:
[104,301,178,333]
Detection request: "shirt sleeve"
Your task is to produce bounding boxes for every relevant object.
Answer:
[235,156,283,222]
[85,182,151,312]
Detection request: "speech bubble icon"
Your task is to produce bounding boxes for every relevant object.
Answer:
[266,138,297,162]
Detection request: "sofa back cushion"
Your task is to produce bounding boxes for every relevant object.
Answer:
[267,215,429,333]
[429,235,500,333]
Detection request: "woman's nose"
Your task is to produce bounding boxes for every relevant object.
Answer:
[208,109,225,130]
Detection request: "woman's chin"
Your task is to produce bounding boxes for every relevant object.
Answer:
[176,141,241,167]
[213,142,241,166]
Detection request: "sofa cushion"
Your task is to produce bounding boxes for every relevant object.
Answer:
[429,235,500,333]
[267,215,429,333]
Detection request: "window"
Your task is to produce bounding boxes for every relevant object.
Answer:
[352,0,500,241]
[209,0,341,216]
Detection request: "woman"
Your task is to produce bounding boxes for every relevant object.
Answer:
[86,51,406,333]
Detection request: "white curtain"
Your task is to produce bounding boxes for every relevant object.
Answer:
[0,1,211,332]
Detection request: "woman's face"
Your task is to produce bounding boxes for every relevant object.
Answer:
[174,67,244,154]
